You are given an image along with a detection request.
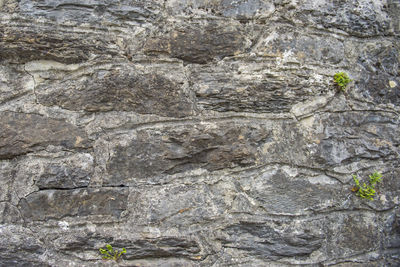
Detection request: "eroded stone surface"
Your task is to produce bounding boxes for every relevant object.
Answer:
[235,167,346,215]
[18,0,162,24]
[220,221,323,259]
[165,0,275,20]
[31,153,94,189]
[191,63,330,113]
[57,233,200,260]
[105,122,270,185]
[35,64,194,117]
[355,42,400,105]
[286,0,395,37]
[0,226,49,266]
[18,188,128,221]
[312,112,400,168]
[0,112,91,159]
[145,22,247,64]
[255,26,345,65]
[326,212,381,257]
[1,0,400,266]
[0,64,33,104]
[0,18,120,64]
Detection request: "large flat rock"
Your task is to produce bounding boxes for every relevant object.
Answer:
[0,112,91,159]
[105,122,269,185]
[19,188,128,221]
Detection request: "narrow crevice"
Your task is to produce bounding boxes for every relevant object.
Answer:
[23,64,39,104]
[36,186,89,191]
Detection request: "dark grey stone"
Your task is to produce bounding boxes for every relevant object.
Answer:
[145,23,246,64]
[191,64,328,113]
[0,112,91,159]
[18,0,161,24]
[312,112,400,168]
[119,237,200,259]
[105,123,269,185]
[18,188,128,221]
[36,68,194,117]
[356,44,400,105]
[291,0,394,37]
[220,221,323,259]
[35,162,92,189]
[0,18,120,64]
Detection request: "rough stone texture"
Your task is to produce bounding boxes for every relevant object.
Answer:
[144,22,248,64]
[0,0,399,266]
[104,122,269,186]
[0,111,91,159]
[34,62,194,117]
[19,187,129,221]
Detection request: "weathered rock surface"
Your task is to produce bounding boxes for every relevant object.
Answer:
[32,62,194,117]
[18,188,128,221]
[33,153,94,190]
[0,111,91,159]
[104,122,269,186]
[0,64,33,104]
[0,0,399,266]
[220,221,323,259]
[144,22,248,64]
[191,61,330,113]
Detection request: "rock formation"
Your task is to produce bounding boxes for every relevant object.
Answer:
[0,0,399,266]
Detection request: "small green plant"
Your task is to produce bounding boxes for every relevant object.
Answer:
[99,244,126,261]
[333,72,352,91]
[352,172,383,201]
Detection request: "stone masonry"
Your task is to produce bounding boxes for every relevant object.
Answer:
[0,0,399,266]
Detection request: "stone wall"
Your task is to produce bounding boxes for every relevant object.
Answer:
[1,0,399,266]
